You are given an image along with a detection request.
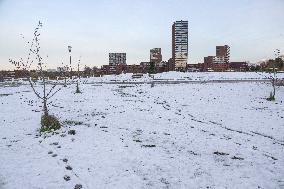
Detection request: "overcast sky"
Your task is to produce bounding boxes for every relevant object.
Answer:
[0,0,283,70]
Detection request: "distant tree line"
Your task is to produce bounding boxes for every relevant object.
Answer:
[259,58,284,72]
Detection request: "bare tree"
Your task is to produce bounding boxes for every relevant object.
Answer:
[59,61,70,87]
[265,49,280,101]
[9,21,62,131]
[267,49,280,101]
[253,49,280,101]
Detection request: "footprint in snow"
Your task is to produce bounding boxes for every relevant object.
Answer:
[64,175,70,181]
[66,165,72,170]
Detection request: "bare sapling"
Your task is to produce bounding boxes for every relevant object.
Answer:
[75,56,82,93]
[59,61,71,87]
[9,21,62,132]
[254,49,280,101]
[267,49,280,101]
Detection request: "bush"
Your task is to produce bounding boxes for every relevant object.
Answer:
[41,114,61,132]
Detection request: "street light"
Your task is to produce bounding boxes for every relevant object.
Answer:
[68,46,72,78]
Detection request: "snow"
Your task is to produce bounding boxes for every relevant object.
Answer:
[0,72,284,189]
[84,71,284,83]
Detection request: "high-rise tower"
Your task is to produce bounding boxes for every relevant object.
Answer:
[216,45,230,64]
[150,48,162,64]
[109,53,126,65]
[172,20,188,70]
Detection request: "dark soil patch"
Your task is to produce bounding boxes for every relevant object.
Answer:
[142,144,156,148]
[213,151,229,156]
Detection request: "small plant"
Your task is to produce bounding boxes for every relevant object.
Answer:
[40,114,61,132]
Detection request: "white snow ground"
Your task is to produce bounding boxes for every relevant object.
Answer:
[86,71,284,83]
[0,72,284,189]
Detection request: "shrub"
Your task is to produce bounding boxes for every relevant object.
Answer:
[40,114,61,132]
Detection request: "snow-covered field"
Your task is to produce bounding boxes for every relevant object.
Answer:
[0,72,284,189]
[86,71,284,83]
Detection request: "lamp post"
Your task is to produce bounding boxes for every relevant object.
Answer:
[68,46,72,78]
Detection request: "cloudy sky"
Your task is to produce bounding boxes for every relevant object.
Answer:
[0,0,283,70]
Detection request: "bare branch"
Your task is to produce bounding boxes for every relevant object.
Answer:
[46,84,57,97]
[47,87,62,100]
[28,79,43,100]
[46,81,64,98]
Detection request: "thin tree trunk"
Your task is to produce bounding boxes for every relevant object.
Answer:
[64,77,67,87]
[43,71,48,116]
[273,58,276,99]
[43,98,48,116]
[273,78,276,98]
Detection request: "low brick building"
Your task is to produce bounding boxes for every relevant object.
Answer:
[229,62,249,71]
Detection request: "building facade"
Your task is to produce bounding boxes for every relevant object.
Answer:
[229,62,248,71]
[172,20,188,70]
[167,58,175,71]
[203,45,230,71]
[216,45,230,64]
[204,56,214,70]
[150,48,162,64]
[109,53,126,65]
[213,56,226,64]
[109,53,126,74]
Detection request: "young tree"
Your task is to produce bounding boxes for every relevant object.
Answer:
[59,62,69,87]
[267,49,280,101]
[252,49,281,101]
[75,56,82,93]
[9,21,62,132]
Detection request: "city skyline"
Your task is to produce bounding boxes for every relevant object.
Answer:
[0,0,284,70]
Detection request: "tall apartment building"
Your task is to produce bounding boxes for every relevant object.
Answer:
[216,45,230,64]
[109,53,126,65]
[150,48,162,64]
[172,20,188,70]
[109,53,126,74]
